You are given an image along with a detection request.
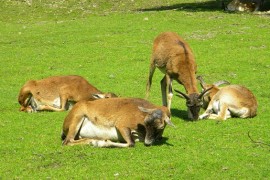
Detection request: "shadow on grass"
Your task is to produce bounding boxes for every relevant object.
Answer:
[171,108,191,121]
[154,137,174,146]
[137,0,270,12]
[137,0,223,12]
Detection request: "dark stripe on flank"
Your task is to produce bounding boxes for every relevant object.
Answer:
[177,41,188,56]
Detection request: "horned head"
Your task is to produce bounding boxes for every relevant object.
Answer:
[138,106,174,146]
[174,88,212,120]
[196,76,230,109]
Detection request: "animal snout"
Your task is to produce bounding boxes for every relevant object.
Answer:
[144,139,154,146]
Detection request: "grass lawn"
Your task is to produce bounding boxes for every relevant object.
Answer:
[0,0,269,179]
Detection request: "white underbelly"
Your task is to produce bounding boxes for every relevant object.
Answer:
[52,97,61,108]
[212,100,220,113]
[79,117,119,141]
[212,100,231,116]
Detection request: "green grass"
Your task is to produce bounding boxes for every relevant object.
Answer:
[1,0,270,179]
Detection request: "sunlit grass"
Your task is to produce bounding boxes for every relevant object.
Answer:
[0,0,269,179]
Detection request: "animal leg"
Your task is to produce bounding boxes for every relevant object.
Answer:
[199,101,214,119]
[63,138,96,146]
[59,94,69,111]
[217,104,230,120]
[239,108,250,118]
[35,94,69,112]
[146,61,156,99]
[37,104,65,112]
[117,127,135,147]
[63,138,131,148]
[160,75,167,107]
[91,139,131,148]
[199,109,213,119]
[167,75,173,111]
[205,103,230,120]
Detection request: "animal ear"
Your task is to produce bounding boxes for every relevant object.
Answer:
[138,106,155,114]
[139,106,162,119]
[139,106,163,123]
[92,94,105,99]
[174,89,189,100]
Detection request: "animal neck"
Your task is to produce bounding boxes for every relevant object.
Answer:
[178,72,199,95]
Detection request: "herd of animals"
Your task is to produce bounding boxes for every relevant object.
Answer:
[18,32,258,148]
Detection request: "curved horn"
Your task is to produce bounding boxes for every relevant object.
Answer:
[174,89,190,100]
[213,80,230,87]
[198,87,213,99]
[196,76,207,89]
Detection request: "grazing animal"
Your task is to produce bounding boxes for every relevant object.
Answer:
[146,32,211,120]
[62,98,174,148]
[198,77,258,120]
[18,75,117,112]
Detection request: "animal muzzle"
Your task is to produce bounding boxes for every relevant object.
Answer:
[144,138,154,146]
[187,107,200,120]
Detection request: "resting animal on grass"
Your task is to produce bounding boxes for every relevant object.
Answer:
[197,76,258,120]
[62,98,174,148]
[146,32,212,120]
[18,75,117,112]
[222,0,263,12]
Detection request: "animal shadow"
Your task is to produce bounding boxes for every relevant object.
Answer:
[170,108,191,121]
[137,0,223,12]
[154,137,174,147]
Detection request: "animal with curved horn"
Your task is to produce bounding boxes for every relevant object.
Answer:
[62,98,174,147]
[197,76,258,120]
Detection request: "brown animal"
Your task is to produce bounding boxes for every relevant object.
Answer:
[18,75,117,112]
[146,32,211,120]
[197,76,258,120]
[223,0,263,12]
[62,98,174,147]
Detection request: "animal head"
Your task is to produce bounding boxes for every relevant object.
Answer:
[197,76,230,109]
[174,88,212,120]
[18,88,32,112]
[138,106,174,146]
